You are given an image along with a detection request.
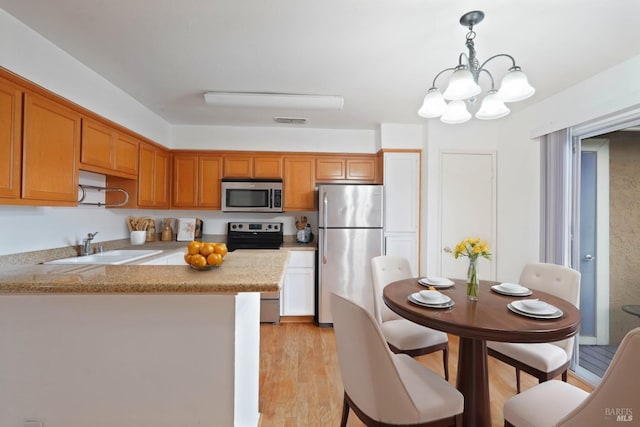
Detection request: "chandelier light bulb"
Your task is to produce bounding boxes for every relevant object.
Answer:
[442,66,482,101]
[497,67,536,102]
[440,100,471,124]
[418,88,447,118]
[475,90,510,120]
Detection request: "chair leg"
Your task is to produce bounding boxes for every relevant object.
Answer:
[340,392,350,427]
[562,369,568,383]
[442,346,450,381]
[516,367,521,393]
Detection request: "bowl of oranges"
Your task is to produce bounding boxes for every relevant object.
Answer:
[184,241,228,270]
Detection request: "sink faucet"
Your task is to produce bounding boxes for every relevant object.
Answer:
[81,232,98,256]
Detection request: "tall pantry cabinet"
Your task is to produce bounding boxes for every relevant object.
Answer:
[383,151,421,275]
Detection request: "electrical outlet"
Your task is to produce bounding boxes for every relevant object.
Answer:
[23,420,43,427]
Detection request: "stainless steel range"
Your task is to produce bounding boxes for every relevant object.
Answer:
[226,222,284,323]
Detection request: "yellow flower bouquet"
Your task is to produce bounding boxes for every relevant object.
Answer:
[452,238,491,300]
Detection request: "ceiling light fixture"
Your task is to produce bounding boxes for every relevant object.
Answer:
[418,10,535,124]
[204,92,344,110]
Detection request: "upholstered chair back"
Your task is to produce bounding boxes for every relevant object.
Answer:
[370,256,413,323]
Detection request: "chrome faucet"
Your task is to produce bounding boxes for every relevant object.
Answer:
[81,232,98,256]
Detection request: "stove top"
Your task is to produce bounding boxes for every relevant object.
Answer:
[226,222,283,251]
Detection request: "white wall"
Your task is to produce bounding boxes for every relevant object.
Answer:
[171,125,376,152]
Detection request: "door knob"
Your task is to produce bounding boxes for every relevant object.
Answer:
[583,254,595,261]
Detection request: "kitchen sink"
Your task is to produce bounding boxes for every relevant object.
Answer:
[45,249,163,265]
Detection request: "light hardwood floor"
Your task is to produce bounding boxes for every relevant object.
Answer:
[259,322,594,427]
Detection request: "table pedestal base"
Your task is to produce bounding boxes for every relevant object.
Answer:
[457,337,491,427]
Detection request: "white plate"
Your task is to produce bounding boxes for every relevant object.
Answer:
[512,300,557,315]
[408,293,454,309]
[507,302,563,319]
[491,284,532,296]
[509,300,563,318]
[418,277,455,288]
[414,291,450,305]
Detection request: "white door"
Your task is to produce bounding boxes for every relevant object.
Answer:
[439,151,496,280]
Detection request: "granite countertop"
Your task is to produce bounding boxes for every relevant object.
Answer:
[0,249,290,295]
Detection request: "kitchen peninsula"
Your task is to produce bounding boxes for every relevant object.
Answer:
[0,249,290,427]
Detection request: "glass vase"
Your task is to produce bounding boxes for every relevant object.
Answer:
[467,257,479,301]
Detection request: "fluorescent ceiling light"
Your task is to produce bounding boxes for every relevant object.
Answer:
[204,92,344,110]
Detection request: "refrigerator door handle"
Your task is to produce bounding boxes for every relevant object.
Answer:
[322,191,328,264]
[383,236,387,255]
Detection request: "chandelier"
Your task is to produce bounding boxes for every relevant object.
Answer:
[418,10,535,124]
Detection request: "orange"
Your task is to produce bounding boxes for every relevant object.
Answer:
[206,252,223,266]
[188,241,202,255]
[190,254,207,268]
[214,244,228,257]
[184,253,192,265]
[200,243,215,257]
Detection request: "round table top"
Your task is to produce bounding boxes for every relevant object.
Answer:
[622,305,640,317]
[383,278,581,343]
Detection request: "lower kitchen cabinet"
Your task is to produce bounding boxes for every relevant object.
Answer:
[281,250,315,316]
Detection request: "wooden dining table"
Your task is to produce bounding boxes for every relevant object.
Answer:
[383,278,581,427]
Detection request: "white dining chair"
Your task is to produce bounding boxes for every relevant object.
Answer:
[487,263,581,393]
[370,255,450,379]
[331,292,464,427]
[503,327,640,427]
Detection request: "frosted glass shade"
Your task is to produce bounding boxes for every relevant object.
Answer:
[497,67,535,102]
[443,67,481,101]
[475,90,510,120]
[418,88,447,118]
[440,100,471,124]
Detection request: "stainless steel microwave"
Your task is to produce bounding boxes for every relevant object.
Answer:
[221,178,283,213]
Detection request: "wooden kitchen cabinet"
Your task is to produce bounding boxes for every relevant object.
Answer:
[223,153,282,178]
[80,118,138,179]
[0,77,22,199]
[138,142,170,208]
[172,152,222,208]
[315,155,379,183]
[283,156,315,211]
[21,92,81,204]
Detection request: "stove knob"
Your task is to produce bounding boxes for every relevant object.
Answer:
[231,224,236,229]
[238,224,243,229]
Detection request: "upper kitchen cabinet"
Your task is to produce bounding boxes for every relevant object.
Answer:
[172,152,222,209]
[283,156,315,211]
[21,92,81,205]
[80,118,138,179]
[315,155,380,183]
[138,142,170,208]
[223,153,283,178]
[108,141,170,209]
[0,77,22,200]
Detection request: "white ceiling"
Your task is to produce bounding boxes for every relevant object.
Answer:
[2,0,639,130]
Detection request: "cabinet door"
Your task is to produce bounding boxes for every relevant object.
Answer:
[383,152,420,233]
[283,157,315,211]
[172,154,198,207]
[198,155,222,208]
[113,133,139,176]
[22,92,80,203]
[346,158,377,181]
[0,78,22,199]
[137,143,155,206]
[223,155,253,178]
[282,251,315,316]
[154,148,170,208]
[384,233,419,276]
[316,158,345,181]
[81,118,114,171]
[253,156,282,178]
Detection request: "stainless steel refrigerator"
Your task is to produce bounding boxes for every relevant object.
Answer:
[317,184,383,326]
